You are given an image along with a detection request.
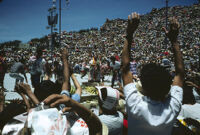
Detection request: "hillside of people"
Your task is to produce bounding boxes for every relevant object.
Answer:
[0,4,199,77]
[0,3,200,135]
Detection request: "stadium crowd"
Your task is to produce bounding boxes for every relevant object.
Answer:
[0,3,200,135]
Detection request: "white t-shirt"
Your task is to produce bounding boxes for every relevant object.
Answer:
[110,61,121,70]
[178,103,200,121]
[98,111,123,135]
[124,83,183,135]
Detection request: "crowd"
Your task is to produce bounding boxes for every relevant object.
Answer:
[0,3,200,135]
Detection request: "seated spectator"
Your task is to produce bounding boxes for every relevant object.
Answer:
[44,94,103,135]
[96,86,123,135]
[122,13,184,135]
[34,79,61,102]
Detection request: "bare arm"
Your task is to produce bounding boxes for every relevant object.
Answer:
[122,13,140,86]
[15,85,31,111]
[62,48,70,91]
[21,94,31,112]
[186,81,200,94]
[18,83,40,106]
[163,18,184,87]
[0,90,4,112]
[71,74,82,96]
[44,94,102,135]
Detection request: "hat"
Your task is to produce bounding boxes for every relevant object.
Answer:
[96,86,119,110]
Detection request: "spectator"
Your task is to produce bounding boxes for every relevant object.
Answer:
[96,86,123,135]
[9,58,28,85]
[122,13,184,135]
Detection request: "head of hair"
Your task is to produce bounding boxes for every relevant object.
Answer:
[110,56,115,61]
[0,51,5,57]
[140,63,172,101]
[54,76,64,91]
[36,48,43,58]
[34,80,61,102]
[182,81,196,104]
[19,58,25,64]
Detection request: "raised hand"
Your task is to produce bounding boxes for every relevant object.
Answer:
[62,48,69,60]
[18,83,32,94]
[15,84,23,95]
[162,17,180,43]
[127,12,140,37]
[44,94,72,112]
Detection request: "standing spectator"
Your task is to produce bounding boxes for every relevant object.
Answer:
[9,59,28,85]
[130,57,138,78]
[29,48,44,88]
[53,59,63,80]
[109,56,121,88]
[122,13,184,135]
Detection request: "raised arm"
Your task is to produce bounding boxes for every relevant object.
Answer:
[18,83,40,106]
[62,48,70,91]
[122,12,140,86]
[44,94,102,135]
[71,74,82,96]
[163,18,184,87]
[15,85,31,111]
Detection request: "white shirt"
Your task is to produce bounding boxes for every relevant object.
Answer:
[124,83,183,135]
[178,103,200,121]
[98,111,123,135]
[110,61,121,70]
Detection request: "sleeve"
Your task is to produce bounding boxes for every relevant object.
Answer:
[169,86,183,115]
[123,83,141,111]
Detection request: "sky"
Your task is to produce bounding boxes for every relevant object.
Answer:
[0,0,198,43]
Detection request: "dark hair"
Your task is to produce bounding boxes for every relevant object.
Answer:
[34,80,61,102]
[140,63,172,100]
[19,58,25,64]
[36,48,43,58]
[110,56,115,61]
[182,81,196,104]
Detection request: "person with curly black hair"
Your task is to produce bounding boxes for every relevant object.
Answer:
[140,63,172,100]
[122,12,184,135]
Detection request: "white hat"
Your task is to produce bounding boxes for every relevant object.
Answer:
[96,86,119,110]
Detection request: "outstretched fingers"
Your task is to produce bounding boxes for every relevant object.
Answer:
[127,12,140,36]
[169,17,180,30]
[128,15,131,25]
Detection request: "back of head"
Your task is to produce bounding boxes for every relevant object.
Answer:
[110,56,115,62]
[36,48,43,58]
[182,82,196,104]
[55,76,64,91]
[34,80,61,102]
[140,63,172,101]
[19,58,25,64]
